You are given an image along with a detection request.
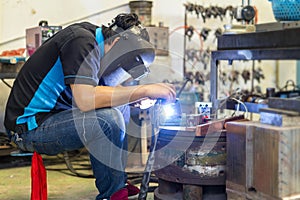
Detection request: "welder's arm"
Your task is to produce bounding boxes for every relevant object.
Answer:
[70,83,176,112]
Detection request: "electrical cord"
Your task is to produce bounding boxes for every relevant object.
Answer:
[1,79,12,88]
[230,97,248,118]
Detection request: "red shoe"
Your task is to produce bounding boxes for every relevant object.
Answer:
[126,182,140,196]
[110,188,128,200]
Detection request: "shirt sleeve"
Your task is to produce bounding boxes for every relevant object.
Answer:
[60,36,101,86]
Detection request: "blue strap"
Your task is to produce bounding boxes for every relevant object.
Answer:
[96,27,105,57]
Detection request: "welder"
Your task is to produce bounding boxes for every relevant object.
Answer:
[4,13,176,200]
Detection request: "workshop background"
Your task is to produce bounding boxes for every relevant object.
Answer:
[0,0,297,116]
[1,0,300,200]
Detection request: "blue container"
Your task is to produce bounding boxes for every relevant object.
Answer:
[269,0,300,21]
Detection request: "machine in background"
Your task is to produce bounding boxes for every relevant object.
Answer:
[26,20,62,56]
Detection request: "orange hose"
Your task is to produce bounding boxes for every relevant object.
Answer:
[254,6,258,24]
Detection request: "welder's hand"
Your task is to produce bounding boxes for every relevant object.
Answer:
[135,98,157,109]
[144,83,176,103]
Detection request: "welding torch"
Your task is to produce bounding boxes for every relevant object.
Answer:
[138,78,191,199]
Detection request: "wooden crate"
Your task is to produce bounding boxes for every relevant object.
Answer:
[226,121,300,199]
[226,181,281,200]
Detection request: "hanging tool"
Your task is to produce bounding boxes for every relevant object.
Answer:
[195,5,205,19]
[228,70,240,84]
[241,69,251,84]
[185,26,194,41]
[253,67,265,83]
[200,28,211,41]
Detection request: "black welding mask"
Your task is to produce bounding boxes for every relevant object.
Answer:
[100,25,155,82]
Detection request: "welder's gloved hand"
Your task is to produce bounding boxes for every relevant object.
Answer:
[135,98,157,110]
[143,83,177,104]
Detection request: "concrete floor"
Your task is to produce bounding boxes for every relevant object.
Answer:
[0,152,155,200]
[0,120,155,200]
[0,150,228,200]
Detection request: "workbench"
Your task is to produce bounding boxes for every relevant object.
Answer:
[210,25,300,114]
[0,56,25,78]
[0,61,23,79]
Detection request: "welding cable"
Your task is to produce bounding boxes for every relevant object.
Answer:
[231,97,248,118]
[137,127,159,200]
[63,151,94,178]
[126,173,158,193]
[138,101,162,200]
[1,79,12,88]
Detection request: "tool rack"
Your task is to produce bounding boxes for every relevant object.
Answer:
[210,25,300,115]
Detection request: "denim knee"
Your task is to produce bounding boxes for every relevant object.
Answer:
[77,108,126,147]
[94,108,126,147]
[96,108,125,131]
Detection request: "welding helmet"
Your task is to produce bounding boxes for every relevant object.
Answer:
[100,24,155,81]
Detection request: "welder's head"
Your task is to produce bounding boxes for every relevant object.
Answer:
[100,13,155,81]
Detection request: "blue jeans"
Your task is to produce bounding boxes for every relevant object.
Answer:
[11,108,128,199]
